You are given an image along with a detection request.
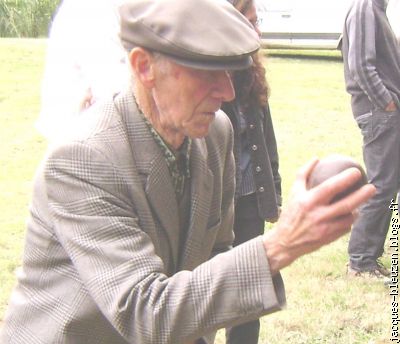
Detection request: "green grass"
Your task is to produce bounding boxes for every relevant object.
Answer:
[0,40,392,342]
[265,49,343,61]
[0,38,47,317]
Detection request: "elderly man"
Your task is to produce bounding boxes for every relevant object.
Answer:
[0,0,374,343]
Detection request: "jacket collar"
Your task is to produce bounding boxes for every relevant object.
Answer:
[114,89,214,270]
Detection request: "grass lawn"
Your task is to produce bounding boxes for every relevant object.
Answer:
[0,39,392,343]
[0,38,48,319]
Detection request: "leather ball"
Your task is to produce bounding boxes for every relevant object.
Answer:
[307,154,368,202]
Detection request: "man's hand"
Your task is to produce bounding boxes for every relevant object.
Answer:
[263,158,376,275]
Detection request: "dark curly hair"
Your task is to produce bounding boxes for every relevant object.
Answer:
[227,0,270,109]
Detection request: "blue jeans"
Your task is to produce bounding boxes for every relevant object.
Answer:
[348,108,400,271]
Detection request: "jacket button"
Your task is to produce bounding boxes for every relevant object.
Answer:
[256,166,262,173]
[259,187,265,193]
[252,145,258,151]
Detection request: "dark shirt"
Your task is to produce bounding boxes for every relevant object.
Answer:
[237,106,256,196]
[141,113,192,199]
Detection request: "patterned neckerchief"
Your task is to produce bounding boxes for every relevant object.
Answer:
[140,113,192,199]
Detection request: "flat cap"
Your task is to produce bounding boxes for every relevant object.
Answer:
[119,0,260,70]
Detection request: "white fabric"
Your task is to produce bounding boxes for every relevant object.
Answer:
[387,0,400,42]
[37,0,129,141]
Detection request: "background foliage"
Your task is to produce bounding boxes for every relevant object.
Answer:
[0,0,60,37]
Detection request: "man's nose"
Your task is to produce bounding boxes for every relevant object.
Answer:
[212,71,235,102]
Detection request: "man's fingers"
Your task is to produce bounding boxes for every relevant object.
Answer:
[309,167,367,205]
[326,183,376,217]
[320,213,355,244]
[292,158,319,194]
[297,157,319,181]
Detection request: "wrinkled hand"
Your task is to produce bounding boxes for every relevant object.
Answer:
[263,158,376,275]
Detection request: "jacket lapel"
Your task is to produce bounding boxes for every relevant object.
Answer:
[115,90,180,268]
[145,159,181,268]
[114,90,215,271]
[178,139,214,270]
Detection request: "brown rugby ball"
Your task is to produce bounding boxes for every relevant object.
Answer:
[307,154,368,202]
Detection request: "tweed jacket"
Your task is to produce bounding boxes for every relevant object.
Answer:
[1,90,285,344]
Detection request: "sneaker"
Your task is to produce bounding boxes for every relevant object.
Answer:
[347,264,388,280]
[376,259,390,277]
[384,277,393,286]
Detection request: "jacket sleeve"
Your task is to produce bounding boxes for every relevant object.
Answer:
[346,0,394,109]
[45,139,285,344]
[263,104,282,206]
[210,114,236,256]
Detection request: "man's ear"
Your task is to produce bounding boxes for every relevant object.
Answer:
[128,48,155,88]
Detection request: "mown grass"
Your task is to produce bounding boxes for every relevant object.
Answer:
[0,39,392,343]
[267,48,343,61]
[0,38,47,317]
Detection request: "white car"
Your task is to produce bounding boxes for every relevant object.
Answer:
[258,0,398,49]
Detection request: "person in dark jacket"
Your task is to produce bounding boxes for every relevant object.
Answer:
[223,1,282,343]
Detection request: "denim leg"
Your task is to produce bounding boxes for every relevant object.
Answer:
[349,109,400,271]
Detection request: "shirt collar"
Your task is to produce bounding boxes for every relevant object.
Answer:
[139,109,192,182]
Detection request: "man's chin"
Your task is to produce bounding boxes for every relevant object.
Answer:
[187,125,211,139]
[184,114,217,138]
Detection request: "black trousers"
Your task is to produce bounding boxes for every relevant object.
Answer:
[226,193,265,344]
